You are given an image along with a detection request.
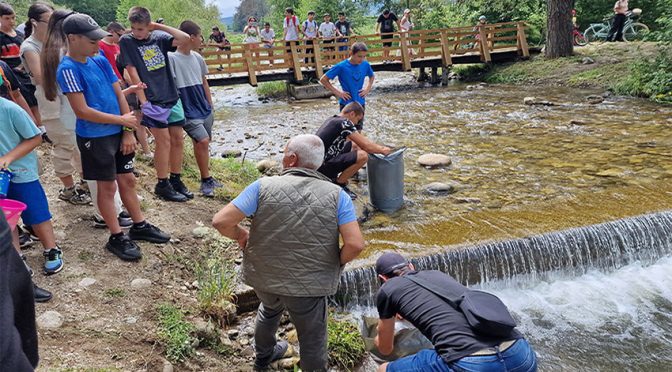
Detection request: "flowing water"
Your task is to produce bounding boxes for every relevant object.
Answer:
[211,75,672,370]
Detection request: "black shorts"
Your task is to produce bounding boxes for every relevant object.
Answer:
[77,132,135,181]
[317,142,358,181]
[381,33,394,48]
[19,81,38,107]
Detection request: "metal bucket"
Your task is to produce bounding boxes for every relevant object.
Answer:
[367,147,406,213]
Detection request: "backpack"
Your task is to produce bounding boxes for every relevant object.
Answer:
[405,273,517,338]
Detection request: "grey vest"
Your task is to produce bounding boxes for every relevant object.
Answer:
[242,168,342,297]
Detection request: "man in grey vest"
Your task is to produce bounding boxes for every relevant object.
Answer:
[212,134,365,371]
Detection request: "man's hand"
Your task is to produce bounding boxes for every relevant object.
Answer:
[236,226,250,250]
[359,87,371,97]
[119,112,138,130]
[0,155,12,169]
[120,131,137,155]
[380,146,392,155]
[338,90,352,101]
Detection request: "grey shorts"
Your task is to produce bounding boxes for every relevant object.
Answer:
[183,113,214,142]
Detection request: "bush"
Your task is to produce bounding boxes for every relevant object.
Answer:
[612,49,672,104]
[327,317,366,370]
[195,233,238,325]
[257,81,287,97]
[157,304,196,363]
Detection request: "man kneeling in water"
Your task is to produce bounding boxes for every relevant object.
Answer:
[315,102,390,199]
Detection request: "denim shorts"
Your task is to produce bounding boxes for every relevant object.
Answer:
[7,180,52,226]
[386,339,537,372]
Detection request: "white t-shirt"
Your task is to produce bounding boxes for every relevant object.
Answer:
[260,28,275,42]
[319,22,337,38]
[284,16,299,41]
[303,20,318,38]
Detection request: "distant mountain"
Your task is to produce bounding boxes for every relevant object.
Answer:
[221,16,234,27]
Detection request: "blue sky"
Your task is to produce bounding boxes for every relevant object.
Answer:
[209,0,241,17]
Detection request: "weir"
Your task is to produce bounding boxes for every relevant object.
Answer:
[336,210,672,308]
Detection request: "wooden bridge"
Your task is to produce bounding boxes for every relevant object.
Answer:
[202,21,533,87]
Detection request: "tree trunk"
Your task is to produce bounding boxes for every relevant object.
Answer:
[545,0,574,58]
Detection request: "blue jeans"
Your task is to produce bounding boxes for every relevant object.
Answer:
[386,339,537,372]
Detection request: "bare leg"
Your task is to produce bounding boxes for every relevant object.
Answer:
[150,127,170,179]
[117,173,144,223]
[194,138,211,179]
[97,180,122,234]
[88,180,123,216]
[31,220,57,249]
[336,150,367,185]
[168,126,185,175]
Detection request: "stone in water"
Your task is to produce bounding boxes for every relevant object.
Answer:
[418,154,451,168]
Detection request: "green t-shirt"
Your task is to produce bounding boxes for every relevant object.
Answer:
[0,97,41,183]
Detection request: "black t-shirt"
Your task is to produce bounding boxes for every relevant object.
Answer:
[377,13,398,33]
[376,270,522,363]
[0,60,20,100]
[316,115,357,161]
[119,31,178,107]
[209,32,225,43]
[0,31,24,70]
[335,20,351,36]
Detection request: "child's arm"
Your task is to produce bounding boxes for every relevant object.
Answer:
[151,22,190,47]
[360,75,375,97]
[121,82,147,97]
[22,50,43,86]
[202,76,213,107]
[113,81,137,155]
[65,92,137,129]
[9,89,38,124]
[124,65,148,105]
[319,73,351,101]
[0,135,42,169]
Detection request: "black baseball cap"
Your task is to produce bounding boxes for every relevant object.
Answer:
[63,14,110,40]
[375,252,409,276]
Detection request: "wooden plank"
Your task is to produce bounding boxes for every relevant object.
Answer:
[478,26,492,62]
[243,46,257,86]
[399,31,411,70]
[313,39,324,78]
[440,31,453,66]
[289,41,303,80]
[517,22,530,58]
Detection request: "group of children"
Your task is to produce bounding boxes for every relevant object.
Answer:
[0,3,223,302]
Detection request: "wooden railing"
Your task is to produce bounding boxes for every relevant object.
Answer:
[201,21,529,86]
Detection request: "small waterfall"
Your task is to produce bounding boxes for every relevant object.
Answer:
[336,211,672,308]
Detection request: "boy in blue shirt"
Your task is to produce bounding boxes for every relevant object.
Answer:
[0,93,63,281]
[168,21,223,197]
[319,42,375,130]
[55,13,170,261]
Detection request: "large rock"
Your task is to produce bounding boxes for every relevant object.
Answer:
[256,159,280,174]
[130,278,152,290]
[417,154,451,168]
[288,84,332,100]
[586,95,604,104]
[423,182,457,195]
[221,149,242,158]
[78,277,97,287]
[37,311,63,329]
[524,97,554,106]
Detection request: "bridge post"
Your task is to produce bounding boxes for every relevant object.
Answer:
[439,30,453,67]
[478,26,492,63]
[517,22,530,58]
[243,45,258,86]
[399,32,412,71]
[289,41,303,81]
[314,39,324,78]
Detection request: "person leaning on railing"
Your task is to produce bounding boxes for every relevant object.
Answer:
[260,22,275,66]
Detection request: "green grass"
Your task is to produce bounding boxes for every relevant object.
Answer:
[256,81,287,97]
[327,317,366,371]
[194,232,238,325]
[157,304,196,363]
[104,288,125,299]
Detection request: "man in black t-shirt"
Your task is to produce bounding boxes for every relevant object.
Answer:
[376,10,400,62]
[315,102,390,199]
[373,252,538,372]
[335,12,353,52]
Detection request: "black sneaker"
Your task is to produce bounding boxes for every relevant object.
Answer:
[18,227,35,248]
[22,225,40,241]
[170,178,194,199]
[34,283,53,303]
[254,340,289,371]
[129,222,170,244]
[155,182,188,202]
[93,212,134,229]
[106,234,142,261]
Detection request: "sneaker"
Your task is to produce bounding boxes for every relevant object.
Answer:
[21,254,33,276]
[254,340,289,371]
[106,234,142,261]
[93,212,134,229]
[129,222,170,244]
[340,184,358,200]
[78,180,90,194]
[43,247,64,275]
[59,185,92,205]
[170,177,194,199]
[22,225,40,241]
[200,179,215,198]
[155,182,188,202]
[216,66,224,71]
[18,226,36,248]
[34,283,53,303]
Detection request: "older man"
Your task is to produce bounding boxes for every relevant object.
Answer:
[212,134,365,371]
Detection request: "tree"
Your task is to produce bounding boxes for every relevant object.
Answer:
[55,0,120,25]
[233,0,269,32]
[545,0,572,58]
[116,0,223,30]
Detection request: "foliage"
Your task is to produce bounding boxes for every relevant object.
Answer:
[233,0,270,32]
[327,316,366,370]
[55,0,119,25]
[256,81,287,97]
[195,232,238,325]
[157,303,196,363]
[265,0,371,36]
[612,49,672,103]
[646,0,672,42]
[116,0,222,29]
[574,0,665,31]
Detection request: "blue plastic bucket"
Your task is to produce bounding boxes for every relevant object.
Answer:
[0,169,12,199]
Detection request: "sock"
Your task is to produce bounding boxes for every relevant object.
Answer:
[201,176,212,182]
[157,178,169,186]
[170,173,181,181]
[133,220,148,229]
[110,232,124,239]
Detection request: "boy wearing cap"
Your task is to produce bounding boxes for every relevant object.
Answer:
[373,252,537,372]
[119,6,193,202]
[56,13,170,261]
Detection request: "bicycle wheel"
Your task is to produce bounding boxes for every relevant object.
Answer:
[583,27,601,42]
[574,33,588,46]
[623,23,650,41]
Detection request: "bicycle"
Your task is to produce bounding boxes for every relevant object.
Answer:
[583,8,650,42]
[573,26,588,46]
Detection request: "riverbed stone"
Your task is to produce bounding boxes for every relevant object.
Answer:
[256,159,280,174]
[586,95,604,104]
[524,97,554,106]
[581,57,595,64]
[418,154,452,168]
[131,278,152,289]
[423,182,457,195]
[37,311,63,329]
[221,149,242,158]
[78,277,97,287]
